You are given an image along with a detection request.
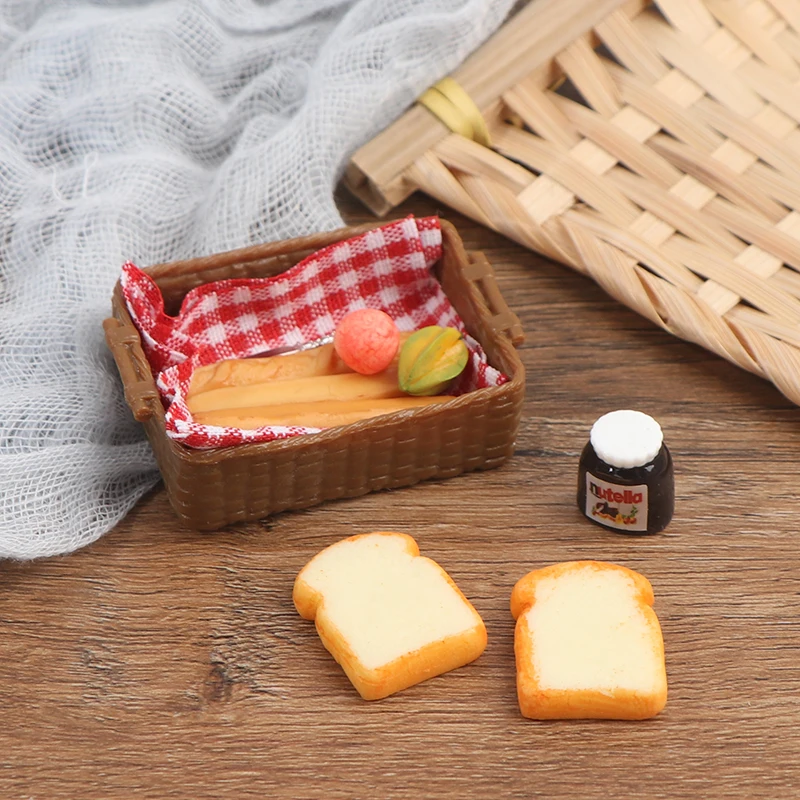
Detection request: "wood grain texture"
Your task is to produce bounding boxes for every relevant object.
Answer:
[2,191,800,798]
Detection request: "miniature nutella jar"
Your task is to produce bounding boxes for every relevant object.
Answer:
[577,410,674,534]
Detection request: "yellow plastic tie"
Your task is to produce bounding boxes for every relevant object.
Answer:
[418,77,491,147]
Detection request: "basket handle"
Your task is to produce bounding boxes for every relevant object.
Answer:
[103,317,159,422]
[463,252,525,347]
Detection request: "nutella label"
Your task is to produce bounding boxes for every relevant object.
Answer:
[585,473,648,532]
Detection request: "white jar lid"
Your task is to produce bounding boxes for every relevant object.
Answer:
[590,410,663,468]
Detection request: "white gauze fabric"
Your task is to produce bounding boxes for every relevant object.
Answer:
[0,0,516,559]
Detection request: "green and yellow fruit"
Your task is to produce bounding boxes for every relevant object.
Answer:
[398,326,469,396]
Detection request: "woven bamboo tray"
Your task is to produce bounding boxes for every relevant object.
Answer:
[104,220,525,530]
[347,0,800,406]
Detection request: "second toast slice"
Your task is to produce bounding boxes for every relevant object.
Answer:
[511,561,667,720]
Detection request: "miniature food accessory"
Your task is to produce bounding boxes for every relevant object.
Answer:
[397,326,468,396]
[333,309,401,375]
[577,410,674,534]
[186,370,403,415]
[194,395,454,430]
[187,342,349,397]
[293,532,487,700]
[511,561,667,720]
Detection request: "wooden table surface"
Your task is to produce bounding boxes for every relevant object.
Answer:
[3,191,799,799]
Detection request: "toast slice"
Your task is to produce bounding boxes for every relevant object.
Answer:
[293,532,487,700]
[510,561,667,720]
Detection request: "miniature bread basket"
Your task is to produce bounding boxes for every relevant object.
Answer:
[104,219,525,530]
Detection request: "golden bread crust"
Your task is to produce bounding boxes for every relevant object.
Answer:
[511,560,667,720]
[294,532,487,700]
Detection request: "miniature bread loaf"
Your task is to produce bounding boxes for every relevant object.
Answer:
[194,395,454,430]
[187,369,403,414]
[187,343,350,396]
[510,561,667,720]
[293,532,487,700]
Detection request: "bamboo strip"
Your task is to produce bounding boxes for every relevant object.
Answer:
[502,79,580,148]
[737,58,800,123]
[665,237,800,322]
[493,127,641,225]
[706,199,800,271]
[730,320,800,405]
[564,216,671,327]
[595,9,669,81]
[747,163,800,211]
[766,0,800,33]
[774,25,800,63]
[692,97,800,180]
[648,134,786,220]
[499,86,669,225]
[561,209,704,292]
[705,0,799,80]
[432,135,534,194]
[592,6,788,328]
[405,152,493,228]
[562,212,763,373]
[772,265,800,298]
[459,172,564,259]
[636,11,764,115]
[746,0,788,30]
[609,168,744,255]
[555,37,622,118]
[636,268,762,372]
[729,306,800,348]
[610,65,723,151]
[551,95,682,187]
[656,0,719,43]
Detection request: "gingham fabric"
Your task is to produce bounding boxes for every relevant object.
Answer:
[121,216,507,449]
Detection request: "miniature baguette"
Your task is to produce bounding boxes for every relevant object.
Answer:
[187,369,403,415]
[294,532,487,700]
[511,561,667,720]
[194,395,455,429]
[188,343,350,397]
[188,333,412,396]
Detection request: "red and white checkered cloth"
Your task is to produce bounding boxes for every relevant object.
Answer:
[120,216,507,449]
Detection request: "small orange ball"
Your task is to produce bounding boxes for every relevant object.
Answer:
[334,309,401,375]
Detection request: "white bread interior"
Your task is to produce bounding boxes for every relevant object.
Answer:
[511,561,667,720]
[294,532,487,700]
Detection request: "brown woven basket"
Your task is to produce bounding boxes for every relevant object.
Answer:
[347,0,800,407]
[104,220,525,530]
